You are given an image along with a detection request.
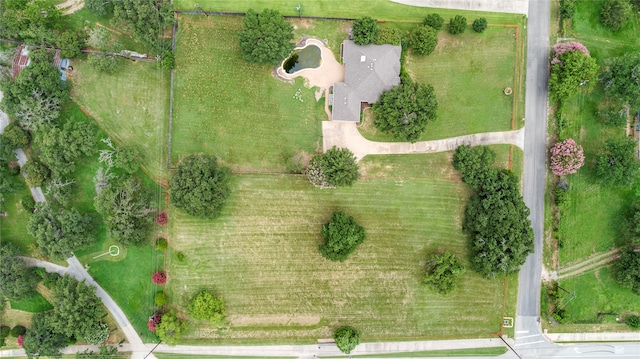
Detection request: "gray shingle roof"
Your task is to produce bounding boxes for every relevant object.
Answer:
[332,40,401,122]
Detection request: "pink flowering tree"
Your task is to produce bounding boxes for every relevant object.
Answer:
[552,42,590,64]
[17,334,24,347]
[550,139,585,175]
[152,271,167,285]
[147,313,162,333]
[155,212,168,226]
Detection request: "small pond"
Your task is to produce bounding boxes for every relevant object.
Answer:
[283,45,321,74]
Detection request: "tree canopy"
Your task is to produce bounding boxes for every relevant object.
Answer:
[373,80,438,142]
[27,204,96,260]
[600,0,633,31]
[35,122,98,177]
[472,18,488,33]
[549,138,585,176]
[0,0,62,44]
[454,145,534,278]
[615,246,640,295]
[188,291,226,326]
[334,326,360,354]
[423,13,444,30]
[0,242,36,300]
[410,25,438,56]
[170,154,231,218]
[23,312,69,358]
[352,17,379,45]
[156,310,188,346]
[449,15,467,34]
[549,48,598,103]
[596,137,638,185]
[601,52,640,108]
[2,123,30,149]
[112,0,173,52]
[423,251,466,294]
[306,147,359,188]
[238,9,294,65]
[319,211,366,262]
[22,160,50,187]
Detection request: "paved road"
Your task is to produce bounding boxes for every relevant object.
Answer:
[516,0,551,344]
[390,0,529,15]
[323,121,524,161]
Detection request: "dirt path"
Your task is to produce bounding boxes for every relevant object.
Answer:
[557,248,621,280]
[55,0,85,15]
[323,121,524,161]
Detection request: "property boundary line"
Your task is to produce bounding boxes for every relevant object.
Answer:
[167,19,178,170]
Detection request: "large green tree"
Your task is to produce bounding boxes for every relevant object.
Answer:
[306,147,359,188]
[35,122,97,176]
[188,291,226,326]
[156,310,188,346]
[423,251,466,294]
[319,211,366,262]
[452,145,497,189]
[448,15,467,34]
[615,246,640,294]
[334,326,360,354]
[23,312,70,358]
[352,16,379,45]
[22,160,50,187]
[596,137,638,185]
[170,154,231,218]
[27,205,96,260]
[600,0,633,31]
[0,242,36,300]
[238,9,294,65]
[410,25,438,56]
[49,275,106,342]
[601,52,640,108]
[2,123,30,149]
[94,176,154,245]
[0,0,62,43]
[373,80,438,142]
[549,49,598,103]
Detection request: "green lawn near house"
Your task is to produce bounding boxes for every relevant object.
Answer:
[167,150,518,341]
[359,25,519,142]
[71,59,169,177]
[171,15,325,172]
[0,181,35,255]
[9,292,53,313]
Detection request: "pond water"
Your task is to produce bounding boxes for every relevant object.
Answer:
[283,45,321,74]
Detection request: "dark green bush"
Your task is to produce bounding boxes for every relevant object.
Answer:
[626,315,640,329]
[560,0,576,19]
[10,325,26,337]
[423,13,444,30]
[0,326,10,339]
[472,18,488,33]
[21,195,35,213]
[449,15,467,34]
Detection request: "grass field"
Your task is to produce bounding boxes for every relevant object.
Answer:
[359,25,519,142]
[174,0,523,25]
[71,59,169,177]
[320,347,508,358]
[172,15,325,172]
[557,267,639,328]
[9,292,53,313]
[167,149,517,341]
[0,181,35,255]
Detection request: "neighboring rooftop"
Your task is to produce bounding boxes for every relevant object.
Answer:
[332,40,401,122]
[12,45,68,81]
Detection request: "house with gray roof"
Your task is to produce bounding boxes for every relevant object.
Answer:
[331,40,401,122]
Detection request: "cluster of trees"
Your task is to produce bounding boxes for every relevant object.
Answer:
[22,274,109,357]
[453,145,534,278]
[238,9,294,65]
[147,310,187,345]
[373,79,438,142]
[595,137,638,186]
[305,147,359,188]
[319,211,366,262]
[0,124,25,211]
[188,291,226,326]
[170,154,231,218]
[549,42,598,105]
[0,243,36,301]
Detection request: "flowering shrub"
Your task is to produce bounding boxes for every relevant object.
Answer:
[552,42,590,64]
[147,313,162,333]
[155,212,168,226]
[17,334,24,347]
[152,271,167,285]
[550,139,585,175]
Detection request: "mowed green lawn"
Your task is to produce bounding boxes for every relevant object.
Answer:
[0,181,35,255]
[168,152,512,341]
[172,15,325,172]
[360,26,517,142]
[174,0,523,25]
[72,60,169,177]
